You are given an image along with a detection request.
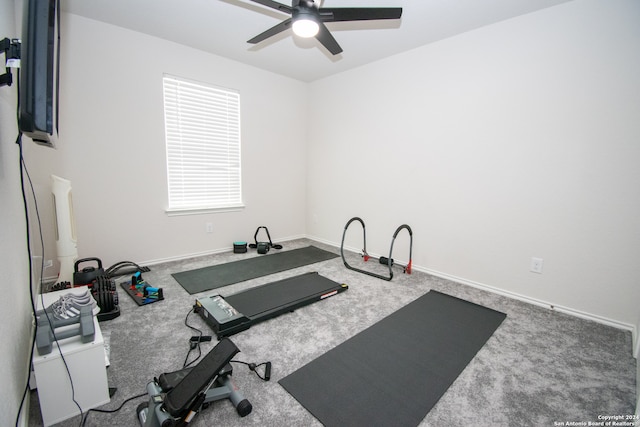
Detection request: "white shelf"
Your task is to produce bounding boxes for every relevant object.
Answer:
[32,287,110,426]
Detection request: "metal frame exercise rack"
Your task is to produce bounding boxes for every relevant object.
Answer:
[340,217,413,281]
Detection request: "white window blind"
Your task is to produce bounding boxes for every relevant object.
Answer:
[163,75,243,213]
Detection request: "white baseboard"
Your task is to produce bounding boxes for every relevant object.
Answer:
[307,235,637,355]
[416,265,635,332]
[139,234,307,266]
[141,246,232,266]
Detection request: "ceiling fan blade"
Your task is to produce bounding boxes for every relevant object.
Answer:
[315,22,342,55]
[247,18,293,44]
[319,7,402,22]
[248,0,293,14]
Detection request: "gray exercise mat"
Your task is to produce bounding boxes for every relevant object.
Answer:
[172,246,339,294]
[279,290,506,427]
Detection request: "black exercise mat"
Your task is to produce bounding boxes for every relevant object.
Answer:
[279,290,506,427]
[172,246,339,294]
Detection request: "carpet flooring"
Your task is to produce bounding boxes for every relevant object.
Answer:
[28,239,636,427]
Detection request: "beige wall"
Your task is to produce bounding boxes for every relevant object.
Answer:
[0,0,38,424]
[307,0,640,337]
[24,13,310,271]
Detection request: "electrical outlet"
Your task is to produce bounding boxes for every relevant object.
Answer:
[44,259,53,269]
[206,222,213,233]
[530,257,544,274]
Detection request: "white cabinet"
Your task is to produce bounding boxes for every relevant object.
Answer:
[32,287,110,426]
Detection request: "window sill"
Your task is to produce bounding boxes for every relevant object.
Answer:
[165,204,245,217]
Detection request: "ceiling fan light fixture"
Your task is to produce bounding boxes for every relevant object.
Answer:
[245,0,403,56]
[292,17,319,38]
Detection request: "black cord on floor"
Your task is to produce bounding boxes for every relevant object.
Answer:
[182,306,272,382]
[183,307,205,368]
[80,392,147,426]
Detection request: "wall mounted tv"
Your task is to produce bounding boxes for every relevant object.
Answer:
[19,0,59,147]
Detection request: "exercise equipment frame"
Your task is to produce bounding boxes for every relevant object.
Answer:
[340,217,413,281]
[137,338,251,426]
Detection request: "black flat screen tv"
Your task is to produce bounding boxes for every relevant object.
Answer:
[19,0,59,147]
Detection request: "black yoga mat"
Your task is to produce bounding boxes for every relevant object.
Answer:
[172,246,339,294]
[279,290,506,427]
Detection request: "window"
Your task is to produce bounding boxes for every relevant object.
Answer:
[163,75,243,214]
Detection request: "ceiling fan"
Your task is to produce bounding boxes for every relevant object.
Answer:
[245,0,403,55]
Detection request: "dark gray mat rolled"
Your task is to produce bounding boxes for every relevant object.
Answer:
[172,246,339,294]
[279,290,506,427]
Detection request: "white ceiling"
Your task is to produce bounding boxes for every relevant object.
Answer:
[62,0,573,82]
